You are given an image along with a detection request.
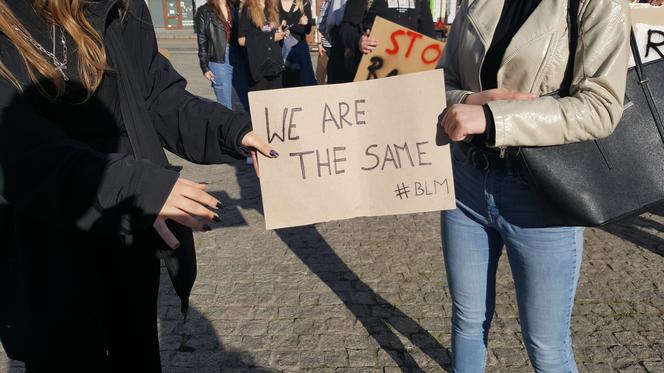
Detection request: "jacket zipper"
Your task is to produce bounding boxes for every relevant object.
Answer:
[499,146,507,158]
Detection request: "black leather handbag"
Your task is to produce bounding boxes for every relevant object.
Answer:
[519,1,664,227]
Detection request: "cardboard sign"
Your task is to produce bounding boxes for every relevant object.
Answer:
[629,5,664,66]
[630,4,664,27]
[353,17,445,82]
[249,70,455,230]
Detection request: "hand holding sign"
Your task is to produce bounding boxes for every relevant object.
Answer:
[359,29,378,54]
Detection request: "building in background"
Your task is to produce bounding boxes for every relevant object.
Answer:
[147,0,201,30]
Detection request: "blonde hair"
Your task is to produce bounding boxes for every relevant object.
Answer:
[241,0,279,29]
[0,0,108,96]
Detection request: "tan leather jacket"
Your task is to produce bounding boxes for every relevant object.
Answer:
[440,0,630,147]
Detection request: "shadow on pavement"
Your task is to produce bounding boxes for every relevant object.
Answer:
[216,161,451,372]
[602,204,664,256]
[157,274,275,372]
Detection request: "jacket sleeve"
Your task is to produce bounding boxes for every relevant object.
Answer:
[338,0,366,52]
[288,3,314,39]
[133,1,252,164]
[196,9,211,74]
[486,0,630,147]
[0,79,178,236]
[438,0,473,108]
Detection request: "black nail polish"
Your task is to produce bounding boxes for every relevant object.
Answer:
[213,215,221,223]
[203,224,212,232]
[270,150,280,158]
[216,202,224,209]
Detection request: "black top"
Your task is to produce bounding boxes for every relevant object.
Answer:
[480,0,542,90]
[339,0,435,55]
[481,0,542,145]
[238,7,285,81]
[278,0,313,42]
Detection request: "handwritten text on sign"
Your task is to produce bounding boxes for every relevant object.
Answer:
[250,70,455,230]
[354,17,445,81]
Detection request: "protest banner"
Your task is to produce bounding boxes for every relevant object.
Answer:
[630,5,664,66]
[249,69,455,230]
[353,17,445,82]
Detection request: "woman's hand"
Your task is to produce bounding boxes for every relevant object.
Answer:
[299,15,309,25]
[241,131,279,177]
[204,71,215,83]
[274,31,286,42]
[464,88,536,106]
[154,179,221,249]
[359,29,378,54]
[439,104,487,142]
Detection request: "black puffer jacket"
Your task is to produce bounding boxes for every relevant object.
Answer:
[196,3,236,73]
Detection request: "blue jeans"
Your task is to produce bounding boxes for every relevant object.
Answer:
[208,47,233,109]
[441,144,584,373]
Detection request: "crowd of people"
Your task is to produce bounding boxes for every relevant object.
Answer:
[0,0,663,372]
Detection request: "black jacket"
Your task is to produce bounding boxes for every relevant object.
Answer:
[238,8,285,82]
[195,3,236,73]
[0,0,251,368]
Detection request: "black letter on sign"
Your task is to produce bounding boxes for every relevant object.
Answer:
[333,147,347,175]
[416,141,432,166]
[362,144,380,171]
[316,148,332,177]
[288,107,302,141]
[290,151,315,180]
[646,30,664,59]
[355,99,366,125]
[387,69,399,77]
[266,107,287,144]
[367,57,383,80]
[322,103,340,133]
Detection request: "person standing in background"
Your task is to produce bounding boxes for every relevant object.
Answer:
[279,0,318,87]
[338,0,434,80]
[238,0,286,91]
[196,0,237,109]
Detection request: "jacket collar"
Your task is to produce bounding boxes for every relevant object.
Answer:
[86,0,122,36]
[466,0,566,67]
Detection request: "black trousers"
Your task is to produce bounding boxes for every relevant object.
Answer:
[249,73,283,91]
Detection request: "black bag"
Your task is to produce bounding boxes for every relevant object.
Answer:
[519,0,664,227]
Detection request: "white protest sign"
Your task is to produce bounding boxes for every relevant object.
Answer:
[249,69,455,230]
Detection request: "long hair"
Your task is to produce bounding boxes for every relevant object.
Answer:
[241,0,278,29]
[207,0,229,22]
[0,0,108,96]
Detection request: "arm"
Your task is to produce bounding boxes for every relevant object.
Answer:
[486,0,630,147]
[196,8,211,74]
[438,0,473,108]
[132,1,252,164]
[338,0,366,52]
[417,0,435,38]
[0,80,178,236]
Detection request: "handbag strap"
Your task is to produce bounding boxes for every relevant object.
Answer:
[631,30,664,142]
[559,0,580,97]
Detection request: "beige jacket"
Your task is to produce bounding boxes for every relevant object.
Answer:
[440,0,631,147]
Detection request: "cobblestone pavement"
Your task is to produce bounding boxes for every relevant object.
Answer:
[2,40,664,373]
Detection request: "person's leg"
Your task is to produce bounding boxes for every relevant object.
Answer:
[219,48,234,109]
[442,144,504,373]
[496,173,584,373]
[208,60,232,109]
[295,42,318,86]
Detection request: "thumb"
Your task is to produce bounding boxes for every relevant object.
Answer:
[154,218,180,250]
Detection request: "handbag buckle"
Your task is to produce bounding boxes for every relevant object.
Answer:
[470,151,490,171]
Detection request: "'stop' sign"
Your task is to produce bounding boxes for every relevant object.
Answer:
[354,17,445,82]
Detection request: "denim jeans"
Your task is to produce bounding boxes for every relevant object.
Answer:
[441,143,584,373]
[208,47,233,109]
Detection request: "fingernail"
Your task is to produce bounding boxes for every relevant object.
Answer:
[203,224,212,232]
[216,202,224,209]
[213,215,221,223]
[270,150,280,158]
[200,181,209,185]
[172,243,181,250]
